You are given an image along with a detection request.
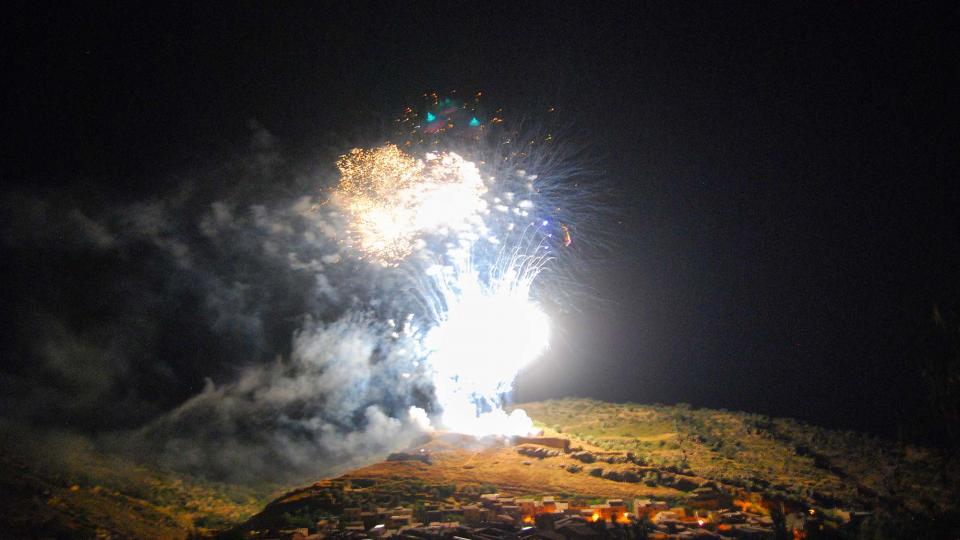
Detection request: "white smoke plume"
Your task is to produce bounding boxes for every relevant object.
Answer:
[1,124,442,482]
[0,117,604,483]
[131,316,433,482]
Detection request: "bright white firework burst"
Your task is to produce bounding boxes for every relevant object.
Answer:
[333,143,552,437]
[422,246,550,437]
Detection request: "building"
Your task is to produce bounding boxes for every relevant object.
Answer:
[633,499,669,518]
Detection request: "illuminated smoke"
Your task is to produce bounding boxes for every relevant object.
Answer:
[2,116,595,482]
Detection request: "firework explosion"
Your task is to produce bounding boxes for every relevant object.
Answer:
[422,254,549,437]
[1,93,603,482]
[334,144,488,264]
[329,104,570,437]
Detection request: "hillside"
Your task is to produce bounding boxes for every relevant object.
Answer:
[1,400,957,538]
[240,399,959,536]
[519,399,954,514]
[0,427,281,539]
[244,432,685,532]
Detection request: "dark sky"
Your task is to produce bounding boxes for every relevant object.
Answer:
[4,3,959,440]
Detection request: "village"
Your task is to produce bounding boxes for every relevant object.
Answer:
[242,436,870,540]
[244,488,851,540]
[238,434,884,540]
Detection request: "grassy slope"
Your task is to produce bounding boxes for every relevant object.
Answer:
[518,399,954,514]
[3,399,955,536]
[247,398,957,531]
[0,431,281,539]
[341,445,684,501]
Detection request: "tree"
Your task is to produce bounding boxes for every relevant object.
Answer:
[769,503,790,540]
[632,515,652,540]
[412,500,427,523]
[918,306,960,485]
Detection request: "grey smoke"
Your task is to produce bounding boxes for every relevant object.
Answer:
[0,124,435,483]
[131,315,432,483]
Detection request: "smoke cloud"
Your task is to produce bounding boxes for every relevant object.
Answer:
[130,316,432,483]
[1,116,607,483]
[0,124,436,482]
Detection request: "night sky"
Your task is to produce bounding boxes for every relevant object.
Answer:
[4,3,959,445]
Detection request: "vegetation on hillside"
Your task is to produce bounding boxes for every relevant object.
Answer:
[4,399,959,538]
[519,399,959,526]
[0,427,281,539]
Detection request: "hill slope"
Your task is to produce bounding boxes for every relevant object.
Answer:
[0,427,281,539]
[2,400,957,537]
[520,399,953,514]
[243,399,958,532]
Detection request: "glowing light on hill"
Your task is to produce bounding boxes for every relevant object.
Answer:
[425,273,549,396]
[424,252,549,437]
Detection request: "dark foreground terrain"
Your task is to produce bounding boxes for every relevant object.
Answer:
[0,425,279,539]
[2,399,958,539]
